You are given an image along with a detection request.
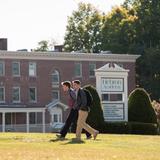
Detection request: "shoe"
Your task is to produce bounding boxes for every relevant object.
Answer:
[56,133,61,138]
[93,131,99,140]
[86,135,92,139]
[56,134,65,139]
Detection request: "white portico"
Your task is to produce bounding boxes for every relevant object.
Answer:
[95,63,129,122]
[0,107,46,132]
[46,100,68,125]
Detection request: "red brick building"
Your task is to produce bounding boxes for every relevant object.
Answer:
[0,51,139,132]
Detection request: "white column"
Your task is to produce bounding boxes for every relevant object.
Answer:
[42,110,45,133]
[2,112,5,132]
[26,112,29,133]
[124,75,128,121]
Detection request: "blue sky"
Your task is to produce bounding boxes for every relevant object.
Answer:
[0,0,124,51]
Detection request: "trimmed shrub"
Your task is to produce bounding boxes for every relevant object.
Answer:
[128,88,157,123]
[84,85,105,132]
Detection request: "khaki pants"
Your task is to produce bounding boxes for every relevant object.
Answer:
[76,109,97,140]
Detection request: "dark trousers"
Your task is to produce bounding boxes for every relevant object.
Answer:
[60,108,91,138]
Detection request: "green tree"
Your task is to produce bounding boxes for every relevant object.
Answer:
[64,3,103,53]
[123,0,160,49]
[34,39,57,52]
[101,6,137,54]
[123,0,160,100]
[35,40,49,52]
[137,48,160,100]
[128,88,157,123]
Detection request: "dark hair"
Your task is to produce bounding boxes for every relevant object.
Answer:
[61,81,71,88]
[73,80,81,85]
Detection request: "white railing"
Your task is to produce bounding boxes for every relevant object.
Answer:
[0,124,52,133]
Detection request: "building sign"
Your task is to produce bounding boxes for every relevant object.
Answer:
[101,78,124,92]
[103,103,124,121]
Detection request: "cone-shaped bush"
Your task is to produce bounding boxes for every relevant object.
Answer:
[128,88,157,123]
[84,85,105,132]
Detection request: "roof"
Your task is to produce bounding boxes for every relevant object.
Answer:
[95,63,129,72]
[0,51,140,62]
[46,99,68,111]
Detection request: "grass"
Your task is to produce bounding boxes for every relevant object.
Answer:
[0,133,160,160]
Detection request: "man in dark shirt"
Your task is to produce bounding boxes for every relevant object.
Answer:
[56,81,91,139]
[72,80,99,141]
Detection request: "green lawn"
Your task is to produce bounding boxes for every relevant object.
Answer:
[0,133,160,160]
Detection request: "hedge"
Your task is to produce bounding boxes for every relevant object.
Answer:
[103,122,158,135]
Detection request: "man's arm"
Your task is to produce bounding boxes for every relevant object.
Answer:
[69,89,76,101]
[79,89,87,107]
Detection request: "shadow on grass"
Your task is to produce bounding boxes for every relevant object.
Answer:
[62,138,85,145]
[49,138,69,142]
[49,137,101,144]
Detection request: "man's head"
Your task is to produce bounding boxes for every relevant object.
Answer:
[72,80,81,90]
[61,81,71,92]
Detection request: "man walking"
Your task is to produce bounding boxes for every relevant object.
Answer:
[56,81,91,139]
[72,80,99,141]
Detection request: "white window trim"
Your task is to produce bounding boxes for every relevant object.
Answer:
[29,62,37,77]
[0,87,5,103]
[89,63,96,78]
[59,114,62,122]
[12,61,20,77]
[0,61,5,76]
[29,87,37,103]
[75,62,82,77]
[12,87,21,103]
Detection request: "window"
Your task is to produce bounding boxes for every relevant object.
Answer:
[102,93,123,101]
[29,62,36,77]
[52,90,59,100]
[0,87,5,102]
[29,87,37,102]
[53,114,58,122]
[0,61,4,76]
[53,114,62,123]
[74,63,82,77]
[12,62,20,76]
[12,87,20,102]
[51,70,59,84]
[89,63,96,77]
[102,94,109,101]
